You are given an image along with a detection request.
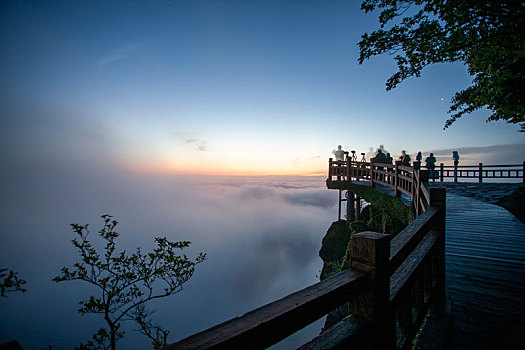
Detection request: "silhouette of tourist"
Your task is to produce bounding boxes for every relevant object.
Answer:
[386,153,393,164]
[416,151,422,162]
[425,153,437,181]
[372,149,388,163]
[332,145,345,161]
[400,150,411,166]
[452,151,460,166]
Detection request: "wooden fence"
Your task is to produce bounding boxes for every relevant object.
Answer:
[164,162,446,349]
[437,162,524,183]
[329,159,524,184]
[328,159,432,216]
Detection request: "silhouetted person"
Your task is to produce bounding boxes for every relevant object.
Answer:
[400,150,411,166]
[452,151,460,182]
[416,151,422,162]
[332,145,345,161]
[386,153,393,164]
[425,153,437,181]
[452,151,460,166]
[372,149,388,163]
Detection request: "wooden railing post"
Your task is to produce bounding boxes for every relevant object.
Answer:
[394,161,401,198]
[338,189,342,221]
[370,160,376,188]
[522,161,525,184]
[430,188,447,302]
[453,163,458,183]
[350,232,394,349]
[347,157,351,182]
[347,192,356,222]
[356,196,361,221]
[329,158,333,181]
[413,162,421,215]
[440,163,444,182]
[479,163,483,183]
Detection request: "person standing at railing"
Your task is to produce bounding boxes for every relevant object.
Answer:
[371,149,388,182]
[372,149,388,163]
[453,151,460,182]
[332,145,345,161]
[400,150,411,166]
[416,151,422,162]
[425,153,437,182]
[386,152,393,164]
[453,151,460,166]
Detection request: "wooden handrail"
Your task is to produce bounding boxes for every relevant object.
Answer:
[390,229,441,303]
[440,164,522,168]
[166,269,368,350]
[389,207,440,273]
[297,314,369,350]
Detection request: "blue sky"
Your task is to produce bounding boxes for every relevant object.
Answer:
[1,0,523,176]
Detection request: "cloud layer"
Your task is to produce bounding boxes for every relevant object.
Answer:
[0,155,336,349]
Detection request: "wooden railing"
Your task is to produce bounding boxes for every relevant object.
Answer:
[437,162,524,183]
[328,159,432,216]
[329,159,525,184]
[165,162,446,350]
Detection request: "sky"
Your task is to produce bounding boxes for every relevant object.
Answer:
[1,0,523,178]
[0,0,524,348]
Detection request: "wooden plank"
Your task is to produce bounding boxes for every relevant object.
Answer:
[390,230,440,303]
[389,207,440,272]
[444,194,525,350]
[166,269,368,350]
[398,165,413,172]
[398,187,412,198]
[296,314,370,350]
[420,183,431,206]
[398,174,412,182]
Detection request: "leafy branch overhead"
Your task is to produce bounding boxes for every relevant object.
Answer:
[359,0,525,131]
[53,214,206,350]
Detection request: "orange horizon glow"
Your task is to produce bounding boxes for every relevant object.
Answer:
[122,150,330,177]
[127,161,327,177]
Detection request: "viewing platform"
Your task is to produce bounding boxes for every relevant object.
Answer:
[327,158,525,349]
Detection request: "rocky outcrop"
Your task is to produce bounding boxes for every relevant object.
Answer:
[319,220,350,281]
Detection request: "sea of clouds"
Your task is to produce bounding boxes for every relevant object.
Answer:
[0,156,339,349]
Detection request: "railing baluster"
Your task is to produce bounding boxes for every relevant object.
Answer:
[395,161,401,198]
[370,161,376,188]
[479,163,483,183]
